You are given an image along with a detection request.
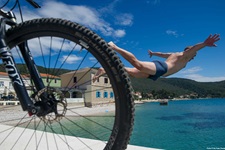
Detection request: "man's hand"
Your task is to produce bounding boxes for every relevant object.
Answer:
[148,50,153,58]
[204,34,220,47]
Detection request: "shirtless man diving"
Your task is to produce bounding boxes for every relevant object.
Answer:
[93,34,220,82]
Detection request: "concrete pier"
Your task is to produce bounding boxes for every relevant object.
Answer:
[0,124,160,150]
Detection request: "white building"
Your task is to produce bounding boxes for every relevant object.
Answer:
[60,68,114,107]
[0,72,14,99]
[0,72,31,105]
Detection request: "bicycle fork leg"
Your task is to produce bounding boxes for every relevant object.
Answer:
[0,47,34,111]
[18,42,45,92]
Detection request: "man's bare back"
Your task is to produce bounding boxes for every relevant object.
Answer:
[164,52,190,77]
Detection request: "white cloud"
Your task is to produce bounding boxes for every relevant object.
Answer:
[98,0,119,14]
[98,0,133,27]
[183,74,225,82]
[115,13,133,26]
[176,66,225,82]
[180,66,203,74]
[60,54,82,64]
[166,30,185,38]
[89,57,97,63]
[166,30,179,37]
[114,30,126,38]
[16,1,130,38]
[14,37,82,58]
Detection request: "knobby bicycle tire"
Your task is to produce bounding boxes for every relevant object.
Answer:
[0,18,135,150]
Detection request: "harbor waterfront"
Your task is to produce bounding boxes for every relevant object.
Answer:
[130,98,225,150]
[0,98,224,149]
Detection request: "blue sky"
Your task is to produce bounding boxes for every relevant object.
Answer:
[2,0,224,82]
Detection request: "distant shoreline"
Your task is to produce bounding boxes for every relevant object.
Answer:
[134,97,224,104]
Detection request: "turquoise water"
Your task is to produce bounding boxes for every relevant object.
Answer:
[31,98,225,149]
[130,98,225,150]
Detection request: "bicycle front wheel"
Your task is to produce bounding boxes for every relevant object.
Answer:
[0,18,134,150]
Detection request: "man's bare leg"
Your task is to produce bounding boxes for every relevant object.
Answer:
[93,67,149,82]
[125,67,149,78]
[108,41,142,70]
[93,68,106,83]
[108,41,157,75]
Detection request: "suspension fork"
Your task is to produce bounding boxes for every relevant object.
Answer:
[0,46,34,111]
[18,42,46,93]
[0,41,53,113]
[0,18,34,112]
[18,43,58,116]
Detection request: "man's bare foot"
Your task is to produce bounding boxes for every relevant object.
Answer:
[93,68,106,83]
[108,41,117,50]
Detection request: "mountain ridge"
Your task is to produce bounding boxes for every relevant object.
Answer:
[130,77,225,98]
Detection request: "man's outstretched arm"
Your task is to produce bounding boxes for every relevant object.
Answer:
[184,34,220,56]
[148,50,172,58]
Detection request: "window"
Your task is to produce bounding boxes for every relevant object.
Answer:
[73,77,77,83]
[104,78,108,84]
[46,77,49,83]
[110,92,114,98]
[0,81,4,87]
[9,82,12,89]
[104,91,108,98]
[96,91,101,98]
[55,79,57,83]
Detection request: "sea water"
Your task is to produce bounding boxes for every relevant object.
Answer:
[130,98,225,150]
[51,98,225,150]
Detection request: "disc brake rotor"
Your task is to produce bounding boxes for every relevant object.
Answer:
[34,87,67,123]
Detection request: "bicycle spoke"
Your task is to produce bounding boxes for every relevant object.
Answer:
[47,36,53,77]
[0,112,28,146]
[10,116,35,149]
[66,108,113,131]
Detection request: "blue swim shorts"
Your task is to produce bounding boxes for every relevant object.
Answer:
[148,60,168,81]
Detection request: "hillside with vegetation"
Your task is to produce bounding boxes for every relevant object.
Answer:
[130,77,225,99]
[0,64,71,75]
[0,63,224,99]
